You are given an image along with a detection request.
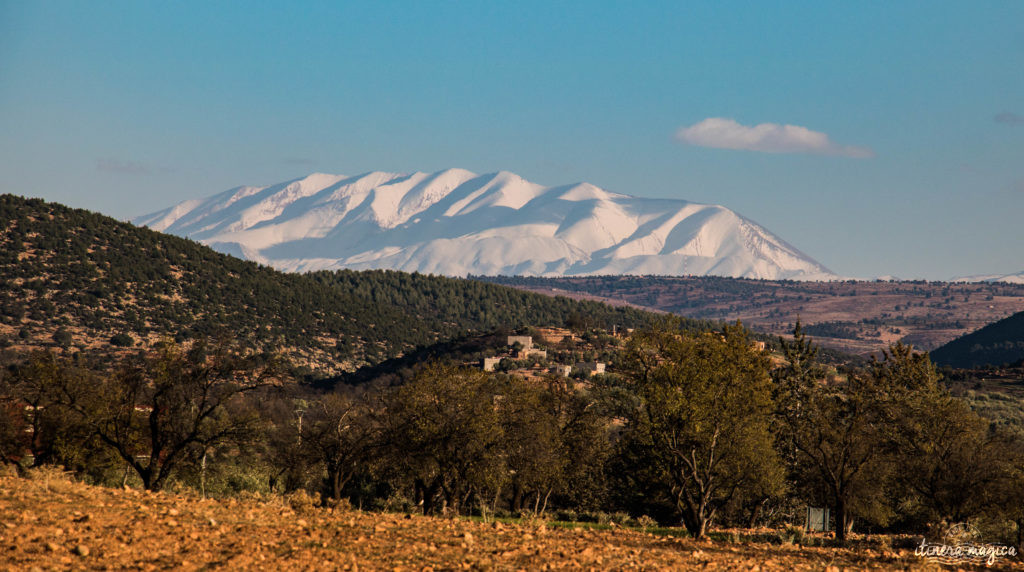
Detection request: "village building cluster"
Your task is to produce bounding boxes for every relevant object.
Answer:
[480,328,613,380]
[479,327,769,383]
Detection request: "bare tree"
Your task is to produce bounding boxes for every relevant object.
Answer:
[77,337,283,491]
[301,390,381,501]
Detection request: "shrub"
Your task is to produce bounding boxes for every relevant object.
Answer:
[554,509,578,523]
[286,489,318,514]
[26,465,76,494]
[52,328,72,347]
[776,524,805,545]
[109,333,134,347]
[636,515,657,531]
[609,512,632,526]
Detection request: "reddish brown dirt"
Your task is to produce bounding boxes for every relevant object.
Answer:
[0,473,1004,571]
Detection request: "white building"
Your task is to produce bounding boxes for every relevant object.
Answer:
[482,357,502,372]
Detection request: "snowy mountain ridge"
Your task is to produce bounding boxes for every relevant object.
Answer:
[951,271,1024,284]
[135,168,836,280]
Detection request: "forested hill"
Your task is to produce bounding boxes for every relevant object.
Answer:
[931,310,1024,368]
[0,194,658,374]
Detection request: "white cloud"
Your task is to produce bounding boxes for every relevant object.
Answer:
[675,117,874,158]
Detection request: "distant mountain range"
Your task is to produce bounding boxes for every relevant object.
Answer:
[952,271,1024,284]
[136,169,835,280]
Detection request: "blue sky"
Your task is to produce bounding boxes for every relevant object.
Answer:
[1,1,1021,280]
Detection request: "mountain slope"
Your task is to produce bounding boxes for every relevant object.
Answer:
[137,169,835,280]
[931,310,1024,368]
[0,194,659,374]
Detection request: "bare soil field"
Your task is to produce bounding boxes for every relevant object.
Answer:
[0,471,1003,571]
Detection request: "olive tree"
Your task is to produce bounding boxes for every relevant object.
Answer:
[619,323,783,539]
[774,326,891,544]
[875,344,1010,526]
[382,365,505,515]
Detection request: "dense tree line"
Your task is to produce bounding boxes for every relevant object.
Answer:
[800,321,862,340]
[773,325,1024,545]
[3,324,1024,551]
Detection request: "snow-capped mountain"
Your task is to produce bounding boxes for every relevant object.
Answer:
[952,271,1024,284]
[135,169,836,280]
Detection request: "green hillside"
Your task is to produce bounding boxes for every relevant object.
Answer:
[930,310,1024,368]
[0,194,659,374]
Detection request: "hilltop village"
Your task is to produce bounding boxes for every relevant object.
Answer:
[480,328,615,380]
[478,327,771,382]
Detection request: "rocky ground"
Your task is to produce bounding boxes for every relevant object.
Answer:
[0,471,1010,571]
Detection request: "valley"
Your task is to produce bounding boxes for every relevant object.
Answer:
[484,275,1024,356]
